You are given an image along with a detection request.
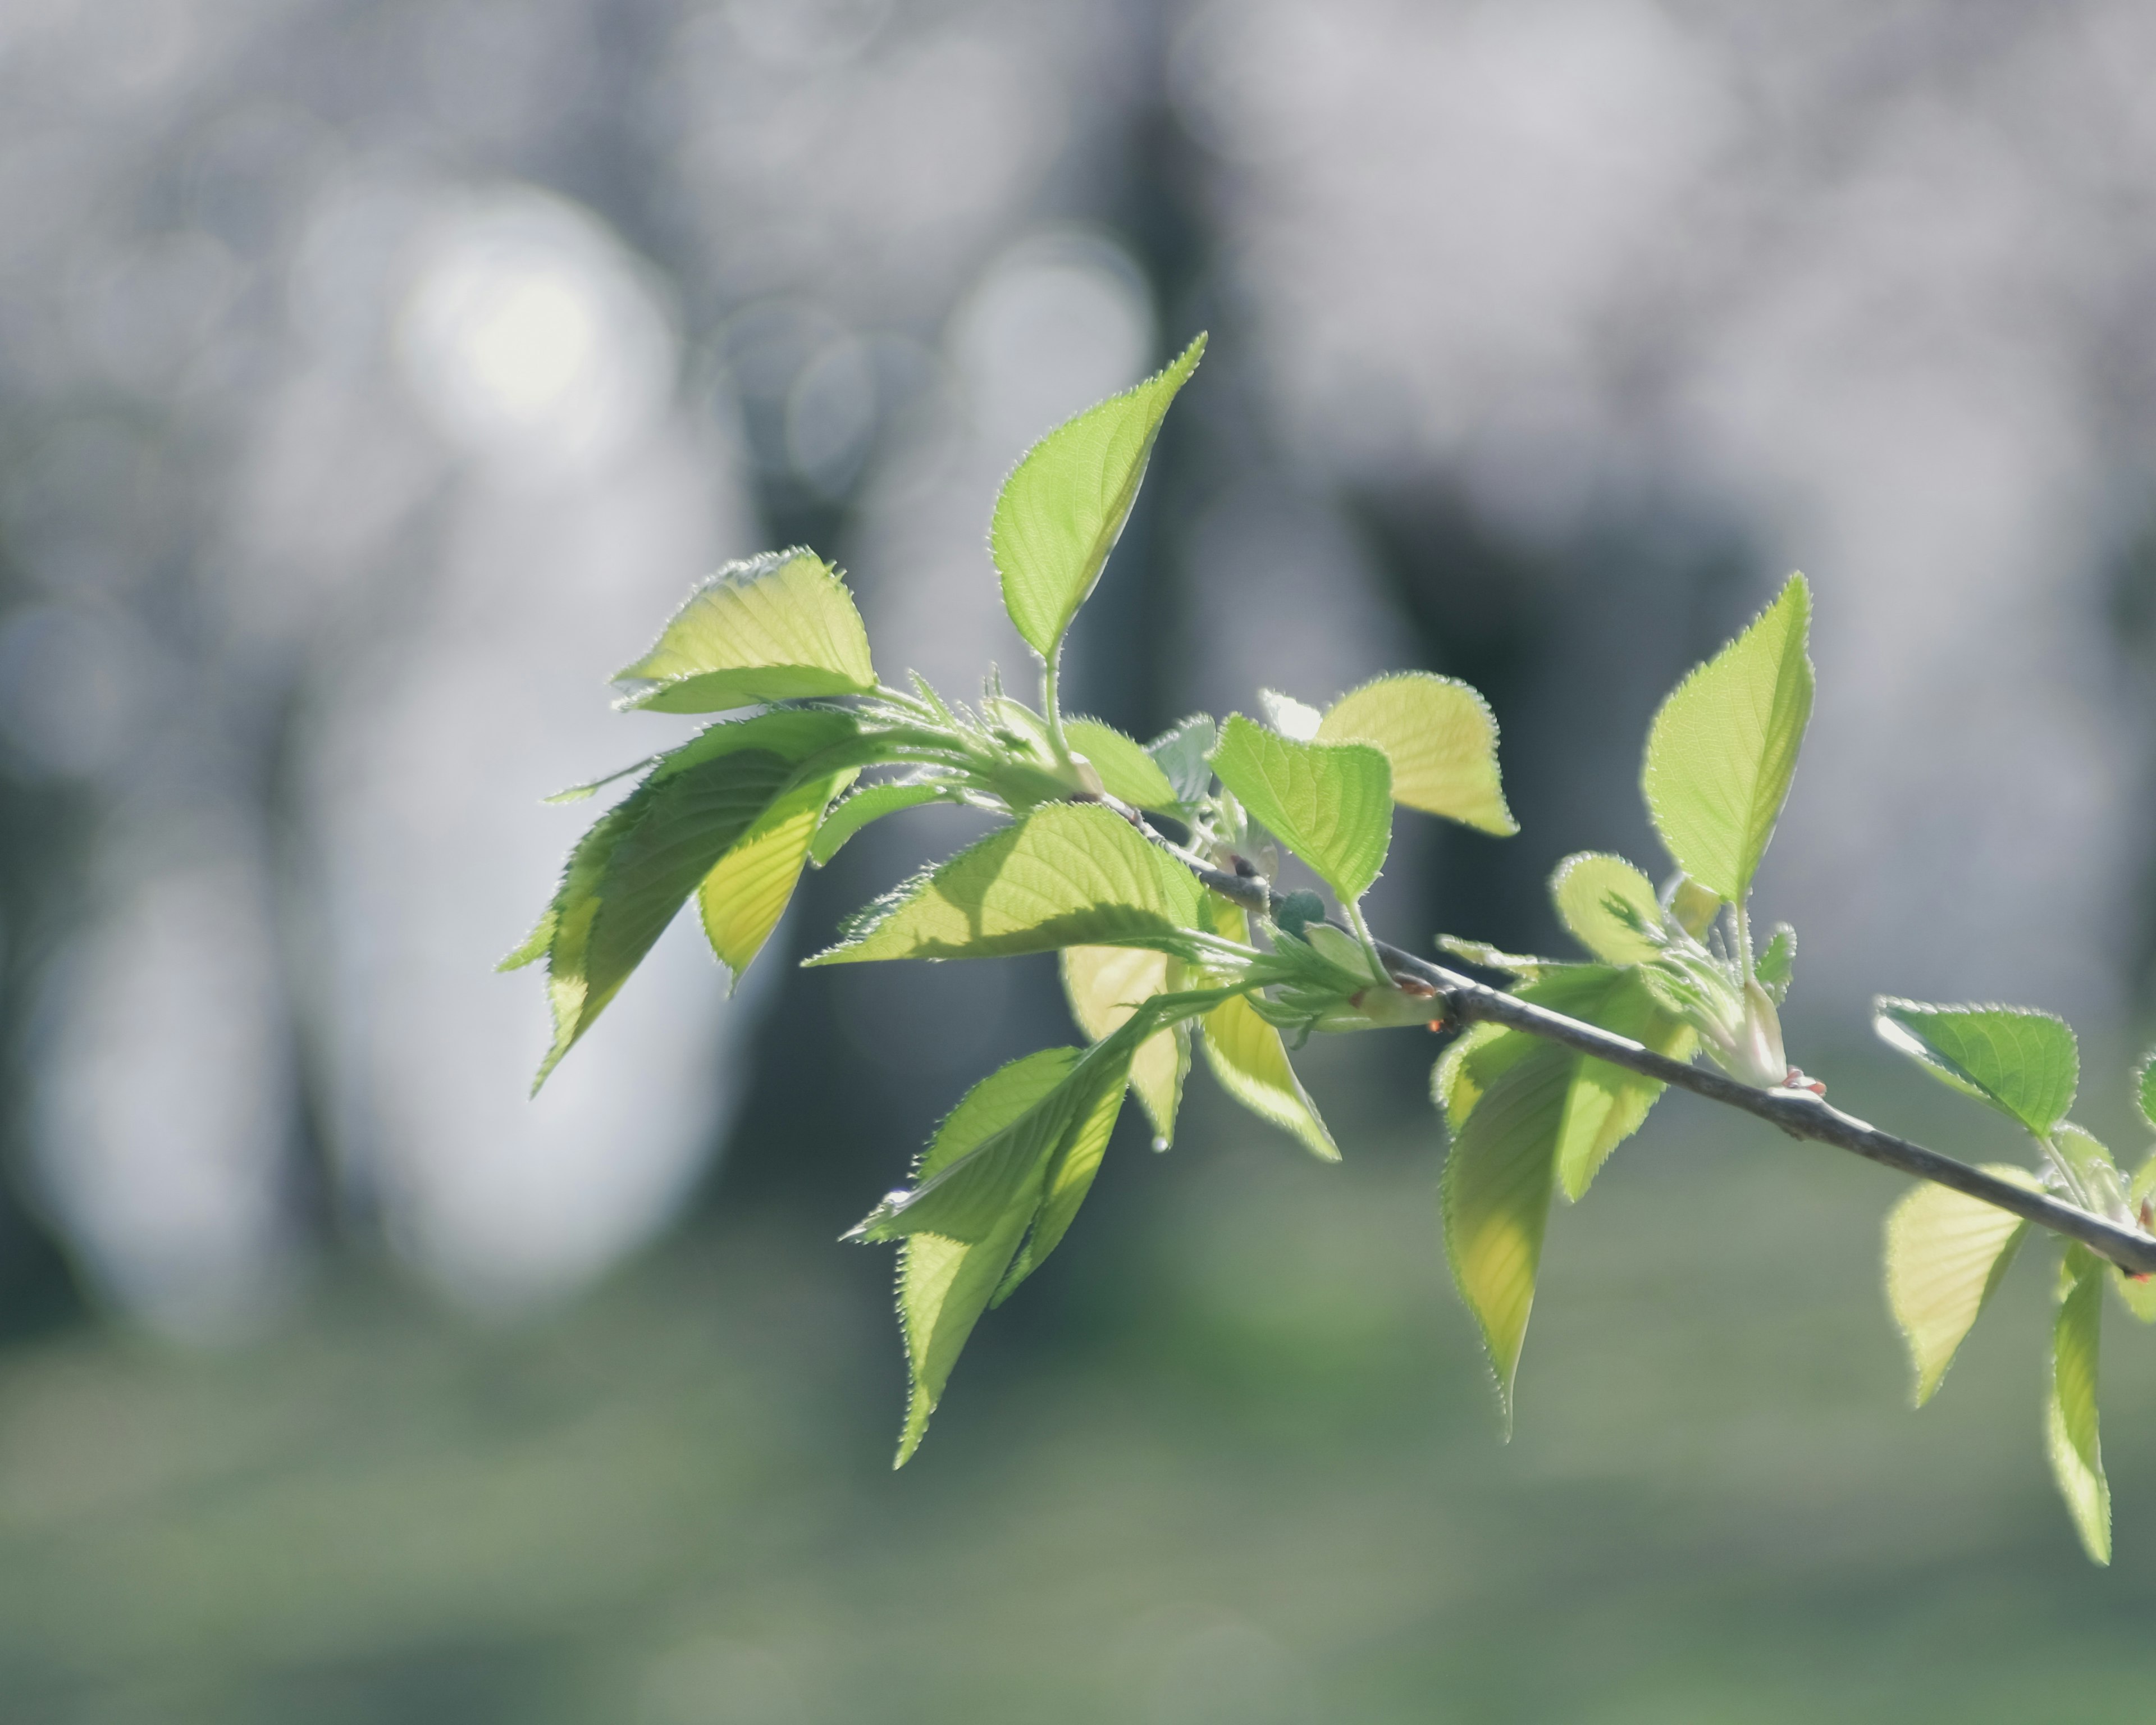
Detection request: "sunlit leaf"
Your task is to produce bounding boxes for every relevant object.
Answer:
[1193,903,1337,1162]
[1145,714,1217,809]
[2121,1156,2156,1323]
[1259,688,1323,741]
[699,768,853,982]
[991,334,1205,661]
[1550,852,1661,966]
[1209,714,1392,904]
[1066,718,1181,812]
[1641,574,1813,903]
[1061,943,1189,1145]
[2137,1051,2156,1133]
[1873,998,2078,1138]
[1318,672,1515,836]
[2046,1248,2111,1564]
[612,548,876,713]
[808,802,1204,965]
[1755,923,1796,1002]
[1884,1165,2041,1405]
[808,780,953,866]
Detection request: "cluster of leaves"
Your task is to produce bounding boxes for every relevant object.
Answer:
[509,333,2156,1563]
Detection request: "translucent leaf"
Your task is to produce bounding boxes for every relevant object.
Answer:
[808,781,952,867]
[1209,714,1392,904]
[1193,905,1336,1162]
[1318,672,1516,837]
[1873,998,2078,1138]
[1550,852,1661,965]
[1641,574,1814,903]
[2138,1051,2156,1133]
[1145,715,1217,809]
[889,1049,1076,1466]
[990,1046,1133,1305]
[1259,688,1323,740]
[612,548,876,713]
[510,709,860,1089]
[1065,718,1181,813]
[2120,1156,2156,1323]
[990,334,1205,662]
[1061,944,1188,1146]
[1756,924,1796,1003]
[1884,1165,2041,1405]
[1442,1043,1574,1431]
[807,802,1204,965]
[1664,875,1721,939]
[1434,935,1557,980]
[2046,1249,2110,1564]
[698,769,853,982]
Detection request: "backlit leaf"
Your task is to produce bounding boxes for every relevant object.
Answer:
[2121,1156,2156,1323]
[807,802,1203,966]
[1873,999,2078,1139]
[2137,1051,2156,1133]
[2046,1248,2110,1564]
[613,548,875,713]
[992,335,1205,661]
[1756,924,1797,1002]
[1209,714,1392,904]
[1258,688,1322,741]
[1066,718,1181,812]
[1193,904,1336,1162]
[1145,715,1217,809]
[808,780,953,866]
[1550,852,1662,966]
[1884,1165,2041,1405]
[1317,672,1516,837]
[1641,574,1813,903]
[1061,943,1189,1145]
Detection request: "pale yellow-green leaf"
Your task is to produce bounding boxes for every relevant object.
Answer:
[2118,1155,2156,1322]
[1318,672,1516,836]
[1065,718,1182,812]
[1550,852,1662,966]
[1060,944,1188,1146]
[808,802,1203,965]
[613,548,876,713]
[1193,902,1337,1161]
[698,770,853,982]
[1884,1165,2041,1405]
[992,335,1205,661]
[1210,714,1392,905]
[2046,1249,2110,1564]
[1641,574,1813,902]
[1873,999,2078,1139]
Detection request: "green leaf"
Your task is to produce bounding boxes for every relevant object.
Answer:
[2046,1249,2111,1565]
[1209,714,1392,903]
[699,768,853,983]
[509,708,860,1089]
[612,548,876,713]
[1884,1165,2041,1405]
[1192,904,1337,1162]
[2137,1051,2156,1133]
[2120,1157,2156,1323]
[1145,715,1217,809]
[808,781,953,866]
[990,334,1205,662]
[807,802,1204,965]
[1641,574,1814,902]
[885,1050,1078,1465]
[1755,924,1796,1003]
[1258,688,1322,740]
[1442,1043,1573,1430]
[1317,672,1516,837]
[1065,718,1181,812]
[1873,999,2079,1139]
[1550,852,1662,966]
[1061,944,1189,1146]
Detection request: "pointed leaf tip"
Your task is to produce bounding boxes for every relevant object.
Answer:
[1872,998,2077,1139]
[1210,713,1392,905]
[1317,672,1515,836]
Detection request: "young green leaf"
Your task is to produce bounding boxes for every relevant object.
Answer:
[2046,1249,2111,1565]
[612,549,876,713]
[1884,1166,2041,1405]
[1550,852,1662,966]
[699,768,854,983]
[1065,718,1182,812]
[1258,688,1323,741]
[808,802,1204,965]
[509,708,861,1089]
[990,334,1205,663]
[1641,574,1814,903]
[1755,923,1797,1003]
[1442,1042,1574,1430]
[2137,1051,2156,1133]
[1192,903,1337,1162]
[1145,715,1217,809]
[1061,944,1189,1145]
[885,1049,1077,1466]
[808,781,953,867]
[1872,999,2078,1139]
[1317,672,1516,837]
[1209,714,1392,903]
[2120,1157,2156,1323]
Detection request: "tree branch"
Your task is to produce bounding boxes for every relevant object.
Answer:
[1131,809,2156,1279]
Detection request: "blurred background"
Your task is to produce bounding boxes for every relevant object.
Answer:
[5,0,2156,1718]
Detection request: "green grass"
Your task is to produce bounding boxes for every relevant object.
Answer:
[1,1044,2152,1721]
